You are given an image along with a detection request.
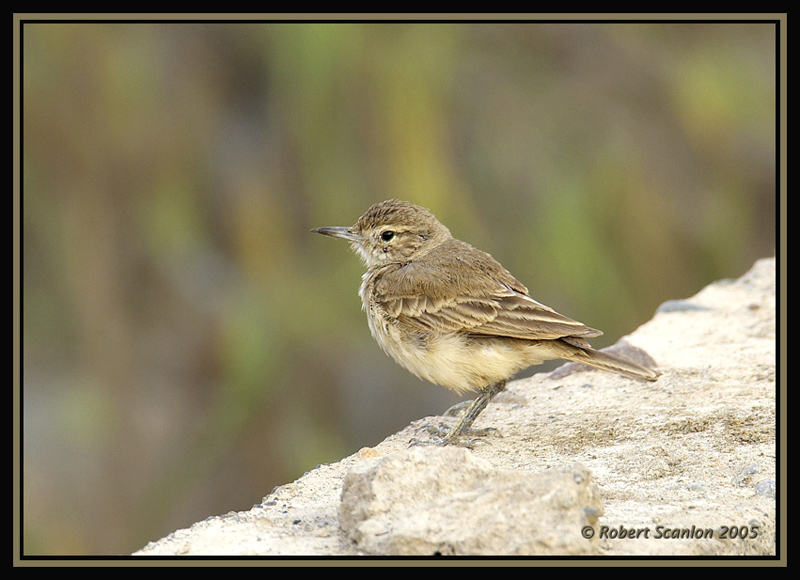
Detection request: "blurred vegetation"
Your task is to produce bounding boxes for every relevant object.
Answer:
[20,20,776,555]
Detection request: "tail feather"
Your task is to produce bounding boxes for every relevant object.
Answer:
[560,342,661,382]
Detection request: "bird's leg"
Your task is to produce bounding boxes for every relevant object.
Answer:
[432,380,507,446]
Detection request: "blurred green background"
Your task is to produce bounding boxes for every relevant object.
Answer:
[20,20,776,555]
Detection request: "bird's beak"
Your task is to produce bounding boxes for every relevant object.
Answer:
[311,226,362,243]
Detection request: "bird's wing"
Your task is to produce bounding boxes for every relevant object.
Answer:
[372,242,602,341]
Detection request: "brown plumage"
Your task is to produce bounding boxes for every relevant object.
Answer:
[313,199,660,444]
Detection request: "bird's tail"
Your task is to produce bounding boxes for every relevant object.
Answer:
[558,340,661,382]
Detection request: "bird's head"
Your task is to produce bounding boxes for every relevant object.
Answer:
[312,199,452,267]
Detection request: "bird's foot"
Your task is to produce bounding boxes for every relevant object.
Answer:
[409,419,496,448]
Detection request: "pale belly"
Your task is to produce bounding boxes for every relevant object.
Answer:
[367,314,552,394]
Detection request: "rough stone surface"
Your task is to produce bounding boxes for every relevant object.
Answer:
[338,447,603,555]
[135,257,779,557]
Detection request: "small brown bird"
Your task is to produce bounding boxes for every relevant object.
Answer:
[313,199,660,445]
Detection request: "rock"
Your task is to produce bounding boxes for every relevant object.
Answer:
[339,446,603,555]
[134,257,778,557]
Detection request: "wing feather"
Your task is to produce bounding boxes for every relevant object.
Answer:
[372,240,602,341]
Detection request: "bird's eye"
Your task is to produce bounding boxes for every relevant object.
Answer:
[380,230,395,242]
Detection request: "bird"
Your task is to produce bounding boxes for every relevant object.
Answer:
[312,199,660,445]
